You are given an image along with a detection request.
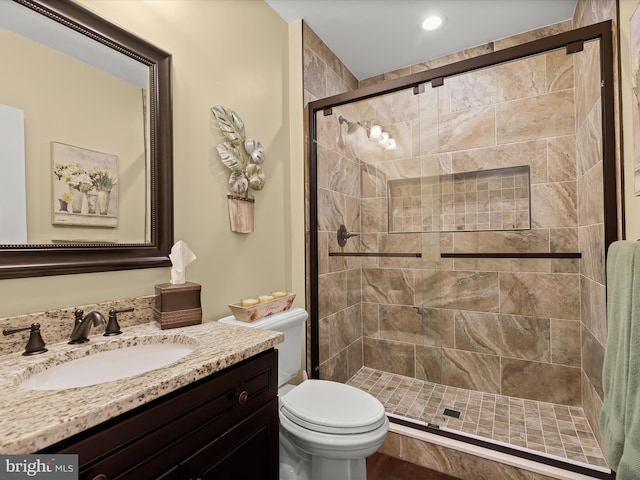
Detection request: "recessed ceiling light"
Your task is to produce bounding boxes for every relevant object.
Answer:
[421,15,443,31]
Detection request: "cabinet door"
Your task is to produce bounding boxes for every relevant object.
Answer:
[180,398,279,480]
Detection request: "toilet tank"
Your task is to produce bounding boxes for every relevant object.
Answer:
[218,307,308,386]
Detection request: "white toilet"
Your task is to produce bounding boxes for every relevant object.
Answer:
[218,307,389,480]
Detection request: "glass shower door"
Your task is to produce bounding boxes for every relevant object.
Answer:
[309,21,615,472]
[311,85,443,429]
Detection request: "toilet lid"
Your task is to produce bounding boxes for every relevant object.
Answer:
[280,380,386,435]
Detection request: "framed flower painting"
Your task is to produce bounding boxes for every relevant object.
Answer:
[51,142,119,228]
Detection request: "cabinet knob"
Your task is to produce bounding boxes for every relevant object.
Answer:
[236,390,249,404]
[88,475,108,480]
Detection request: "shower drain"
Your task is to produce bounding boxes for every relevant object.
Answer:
[443,408,461,419]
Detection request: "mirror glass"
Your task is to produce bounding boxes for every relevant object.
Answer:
[0,0,173,279]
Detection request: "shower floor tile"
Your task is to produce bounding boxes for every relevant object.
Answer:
[347,367,608,469]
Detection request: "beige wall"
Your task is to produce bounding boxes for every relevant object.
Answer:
[0,0,306,322]
[621,0,640,239]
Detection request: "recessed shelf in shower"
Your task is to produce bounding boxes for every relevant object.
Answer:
[387,165,531,233]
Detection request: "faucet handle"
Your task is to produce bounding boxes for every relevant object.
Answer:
[337,224,359,247]
[74,309,84,323]
[104,307,134,336]
[3,323,47,356]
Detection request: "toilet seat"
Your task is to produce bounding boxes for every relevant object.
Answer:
[280,380,387,435]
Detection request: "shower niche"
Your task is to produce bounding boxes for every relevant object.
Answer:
[388,165,531,233]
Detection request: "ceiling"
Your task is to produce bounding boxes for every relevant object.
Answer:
[265,0,578,80]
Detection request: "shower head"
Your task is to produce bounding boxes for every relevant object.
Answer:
[339,115,359,135]
[346,121,360,134]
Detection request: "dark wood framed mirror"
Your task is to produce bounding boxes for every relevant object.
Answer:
[0,0,173,279]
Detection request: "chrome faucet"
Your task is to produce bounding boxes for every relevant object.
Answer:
[69,309,107,344]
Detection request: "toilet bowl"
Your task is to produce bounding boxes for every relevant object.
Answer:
[218,308,389,480]
[279,379,389,480]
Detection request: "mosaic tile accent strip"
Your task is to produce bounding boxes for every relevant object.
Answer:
[347,367,608,469]
[388,165,531,233]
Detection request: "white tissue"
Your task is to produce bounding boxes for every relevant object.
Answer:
[169,240,196,284]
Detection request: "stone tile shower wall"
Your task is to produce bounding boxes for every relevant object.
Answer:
[315,127,364,382]
[310,39,601,410]
[356,48,587,408]
[574,39,606,447]
[302,22,364,382]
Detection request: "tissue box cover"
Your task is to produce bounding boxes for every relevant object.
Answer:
[228,293,296,323]
[154,282,202,329]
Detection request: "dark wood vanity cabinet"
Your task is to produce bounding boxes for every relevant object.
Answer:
[40,349,279,480]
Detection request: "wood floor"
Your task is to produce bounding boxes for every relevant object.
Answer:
[367,452,460,480]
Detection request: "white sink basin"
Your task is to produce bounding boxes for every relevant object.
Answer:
[20,343,195,391]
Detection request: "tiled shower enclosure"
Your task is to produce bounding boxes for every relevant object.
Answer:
[310,24,614,477]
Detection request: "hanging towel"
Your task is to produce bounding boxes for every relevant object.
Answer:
[600,240,640,478]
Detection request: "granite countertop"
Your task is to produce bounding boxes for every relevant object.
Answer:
[0,320,283,454]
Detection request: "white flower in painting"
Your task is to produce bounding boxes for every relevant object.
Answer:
[70,173,94,193]
[90,167,118,192]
